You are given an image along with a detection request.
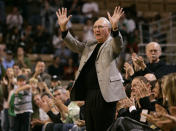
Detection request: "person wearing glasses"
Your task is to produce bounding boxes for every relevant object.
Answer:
[126,42,175,79]
[56,6,126,131]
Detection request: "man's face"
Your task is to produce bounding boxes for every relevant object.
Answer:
[93,19,110,43]
[36,62,45,73]
[53,90,62,100]
[6,54,13,61]
[146,43,161,63]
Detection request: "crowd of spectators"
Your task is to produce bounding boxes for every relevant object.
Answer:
[0,41,176,131]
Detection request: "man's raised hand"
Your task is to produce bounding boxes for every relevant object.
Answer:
[56,8,72,32]
[107,6,124,30]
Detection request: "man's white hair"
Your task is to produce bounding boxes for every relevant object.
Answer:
[98,17,111,28]
[146,42,162,52]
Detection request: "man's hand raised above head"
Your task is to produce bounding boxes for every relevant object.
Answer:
[107,6,124,31]
[56,8,72,32]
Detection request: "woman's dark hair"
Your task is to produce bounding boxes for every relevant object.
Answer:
[41,92,51,99]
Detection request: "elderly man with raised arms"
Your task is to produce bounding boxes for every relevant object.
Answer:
[56,6,126,131]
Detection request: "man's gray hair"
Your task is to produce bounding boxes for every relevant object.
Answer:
[54,87,67,94]
[98,17,111,28]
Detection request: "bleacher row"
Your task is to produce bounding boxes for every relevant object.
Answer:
[86,0,176,12]
[82,0,176,19]
[27,54,54,66]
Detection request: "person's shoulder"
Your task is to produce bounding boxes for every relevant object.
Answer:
[85,39,97,46]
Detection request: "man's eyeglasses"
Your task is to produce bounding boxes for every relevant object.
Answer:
[93,25,108,30]
[149,49,159,53]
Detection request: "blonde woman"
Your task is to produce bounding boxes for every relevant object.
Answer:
[144,73,176,131]
[162,73,176,106]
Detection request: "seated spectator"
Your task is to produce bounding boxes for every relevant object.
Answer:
[83,18,95,42]
[29,78,39,95]
[126,13,136,33]
[6,6,23,30]
[53,87,71,107]
[1,68,16,131]
[144,73,176,130]
[41,1,55,34]
[13,63,22,78]
[2,49,14,69]
[82,1,99,19]
[33,61,51,88]
[33,25,52,54]
[6,27,21,51]
[48,55,64,78]
[124,42,176,80]
[21,68,32,79]
[52,28,63,50]
[55,41,72,65]
[53,87,85,129]
[15,46,31,68]
[50,75,61,93]
[32,93,53,131]
[41,93,59,113]
[150,78,164,109]
[21,25,34,53]
[117,76,154,122]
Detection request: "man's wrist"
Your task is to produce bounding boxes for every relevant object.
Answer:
[60,26,67,32]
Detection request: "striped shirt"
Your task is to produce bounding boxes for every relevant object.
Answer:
[14,86,33,114]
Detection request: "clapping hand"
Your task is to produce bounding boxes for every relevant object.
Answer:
[116,97,135,112]
[169,106,176,116]
[124,62,134,79]
[142,104,176,130]
[132,53,146,71]
[134,80,151,101]
[40,100,50,113]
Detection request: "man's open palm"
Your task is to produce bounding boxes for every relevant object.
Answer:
[56,8,72,32]
[107,6,124,29]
